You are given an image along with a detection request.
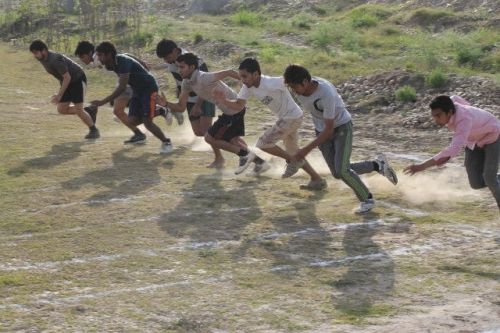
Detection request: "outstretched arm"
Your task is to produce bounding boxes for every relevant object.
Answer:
[294,119,335,161]
[91,74,128,106]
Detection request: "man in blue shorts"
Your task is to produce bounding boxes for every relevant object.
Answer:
[90,41,172,153]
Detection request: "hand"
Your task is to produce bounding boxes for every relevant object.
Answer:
[293,148,308,161]
[190,104,202,117]
[90,100,105,107]
[50,94,61,104]
[157,91,168,107]
[403,164,425,175]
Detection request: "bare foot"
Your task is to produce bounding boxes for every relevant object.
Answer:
[207,159,225,169]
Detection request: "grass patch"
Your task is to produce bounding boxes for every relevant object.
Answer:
[231,9,262,27]
[395,85,417,102]
[408,7,454,27]
[426,69,448,88]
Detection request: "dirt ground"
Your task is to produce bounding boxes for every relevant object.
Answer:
[0,44,498,332]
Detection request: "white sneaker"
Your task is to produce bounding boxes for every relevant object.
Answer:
[235,151,256,175]
[375,153,398,185]
[249,161,271,176]
[282,159,306,178]
[354,198,375,214]
[173,111,184,125]
[160,141,173,154]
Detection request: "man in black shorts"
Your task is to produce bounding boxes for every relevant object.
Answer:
[156,39,222,168]
[30,39,99,139]
[158,53,268,172]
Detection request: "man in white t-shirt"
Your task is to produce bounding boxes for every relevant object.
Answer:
[157,53,268,172]
[284,64,398,214]
[213,58,325,186]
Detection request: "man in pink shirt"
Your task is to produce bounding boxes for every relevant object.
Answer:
[404,95,500,208]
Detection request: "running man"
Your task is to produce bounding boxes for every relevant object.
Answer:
[90,41,172,153]
[213,58,325,185]
[30,39,99,139]
[156,39,223,168]
[284,65,398,214]
[157,53,267,171]
[75,40,168,144]
[404,95,500,208]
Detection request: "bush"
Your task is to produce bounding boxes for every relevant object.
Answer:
[292,14,313,29]
[409,8,453,27]
[193,33,203,44]
[456,48,483,67]
[395,85,417,102]
[309,23,333,49]
[349,5,392,28]
[426,70,447,88]
[231,10,261,26]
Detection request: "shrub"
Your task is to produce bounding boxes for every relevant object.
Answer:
[456,48,483,67]
[426,70,447,88]
[292,14,313,29]
[231,10,261,26]
[349,5,392,28]
[395,85,417,102]
[409,8,453,27]
[309,23,333,49]
[193,33,203,44]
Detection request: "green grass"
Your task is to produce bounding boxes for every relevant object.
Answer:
[395,85,417,102]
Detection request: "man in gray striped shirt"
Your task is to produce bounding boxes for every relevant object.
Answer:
[284,65,398,214]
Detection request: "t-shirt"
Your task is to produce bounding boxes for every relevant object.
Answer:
[112,54,158,94]
[166,49,208,103]
[237,75,302,119]
[295,77,351,132]
[39,51,84,83]
[181,70,240,115]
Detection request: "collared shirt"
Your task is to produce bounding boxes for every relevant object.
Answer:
[181,70,240,115]
[433,95,500,162]
[237,75,303,120]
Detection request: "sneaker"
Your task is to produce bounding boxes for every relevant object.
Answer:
[123,132,147,144]
[250,161,271,176]
[354,198,375,214]
[173,111,184,125]
[84,127,100,140]
[235,151,256,175]
[299,178,327,191]
[84,106,98,125]
[160,141,173,154]
[375,153,398,185]
[282,159,306,178]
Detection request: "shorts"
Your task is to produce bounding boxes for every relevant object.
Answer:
[128,91,157,119]
[207,109,245,142]
[256,117,302,152]
[187,100,216,121]
[59,74,86,104]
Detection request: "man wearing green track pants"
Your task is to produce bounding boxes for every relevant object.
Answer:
[284,64,398,214]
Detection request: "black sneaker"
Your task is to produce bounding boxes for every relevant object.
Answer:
[123,132,147,144]
[84,106,98,125]
[85,128,100,140]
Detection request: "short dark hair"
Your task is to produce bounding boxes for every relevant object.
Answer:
[156,39,178,58]
[239,57,261,74]
[29,39,48,52]
[176,53,199,69]
[95,41,117,57]
[429,95,455,114]
[284,64,312,85]
[74,41,94,56]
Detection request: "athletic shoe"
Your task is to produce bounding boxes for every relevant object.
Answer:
[160,141,173,154]
[84,127,100,140]
[299,178,327,191]
[235,151,256,175]
[250,161,271,176]
[84,105,98,125]
[282,159,306,178]
[173,111,184,125]
[123,132,146,144]
[375,153,398,185]
[354,198,375,214]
